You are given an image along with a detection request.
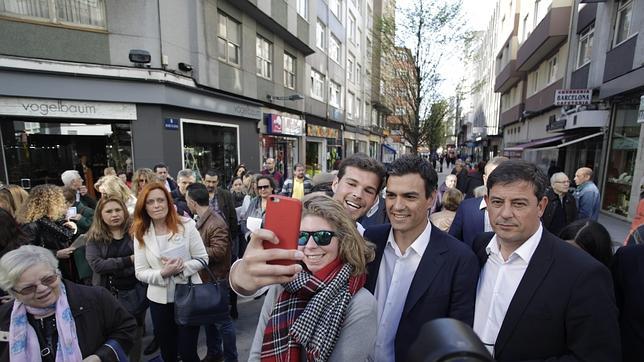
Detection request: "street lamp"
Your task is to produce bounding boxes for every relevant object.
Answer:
[266,94,304,102]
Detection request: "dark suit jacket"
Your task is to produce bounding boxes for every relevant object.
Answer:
[472,230,621,361]
[364,223,480,362]
[449,196,485,246]
[612,245,644,362]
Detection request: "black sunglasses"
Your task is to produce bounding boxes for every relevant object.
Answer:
[298,230,336,246]
[257,185,272,190]
[12,274,59,295]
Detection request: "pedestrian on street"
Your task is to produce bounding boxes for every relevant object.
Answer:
[246,195,377,361]
[85,196,147,362]
[186,183,238,362]
[132,168,158,197]
[430,188,464,232]
[541,172,577,236]
[573,167,601,221]
[0,245,138,361]
[132,182,208,362]
[61,169,97,209]
[280,163,313,200]
[261,158,284,191]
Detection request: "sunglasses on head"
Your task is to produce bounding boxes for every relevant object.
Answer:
[298,230,336,246]
[257,185,271,190]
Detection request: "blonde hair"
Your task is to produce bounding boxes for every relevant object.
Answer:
[96,175,133,206]
[0,185,30,216]
[132,168,158,195]
[301,194,375,275]
[17,184,67,223]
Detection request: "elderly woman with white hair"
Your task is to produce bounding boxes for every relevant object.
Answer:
[61,169,97,209]
[0,245,137,361]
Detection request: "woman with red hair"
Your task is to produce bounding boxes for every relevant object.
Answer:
[131,182,207,362]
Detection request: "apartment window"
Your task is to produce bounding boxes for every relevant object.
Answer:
[548,55,558,83]
[357,28,362,50]
[316,20,326,50]
[613,0,633,46]
[311,69,325,101]
[356,97,362,121]
[329,34,341,63]
[296,0,307,19]
[256,35,273,79]
[347,53,355,82]
[348,12,356,43]
[367,5,373,30]
[356,64,361,84]
[0,0,107,28]
[330,0,341,19]
[346,91,354,118]
[330,81,342,108]
[531,70,539,93]
[283,52,296,89]
[521,15,530,43]
[577,25,594,68]
[218,12,241,66]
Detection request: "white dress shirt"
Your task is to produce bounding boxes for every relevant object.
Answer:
[473,224,543,355]
[374,220,432,362]
[479,198,493,232]
[356,221,365,236]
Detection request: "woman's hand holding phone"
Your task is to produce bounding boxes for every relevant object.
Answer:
[230,228,304,295]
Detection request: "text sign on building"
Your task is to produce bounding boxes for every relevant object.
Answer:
[307,124,339,139]
[554,89,592,106]
[0,97,137,120]
[266,114,304,136]
[164,118,180,130]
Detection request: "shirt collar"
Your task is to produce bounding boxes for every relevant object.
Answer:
[479,197,487,210]
[386,219,433,257]
[485,223,543,263]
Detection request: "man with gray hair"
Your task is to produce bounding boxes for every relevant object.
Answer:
[542,172,577,235]
[60,169,96,209]
[171,169,195,218]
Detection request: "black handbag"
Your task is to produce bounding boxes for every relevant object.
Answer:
[174,258,229,326]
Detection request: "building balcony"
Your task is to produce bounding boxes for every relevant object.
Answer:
[603,34,638,83]
[571,63,590,89]
[495,60,524,93]
[500,103,524,127]
[516,6,571,71]
[525,78,563,113]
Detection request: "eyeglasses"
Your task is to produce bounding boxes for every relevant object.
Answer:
[298,230,336,246]
[554,180,570,184]
[257,185,271,190]
[12,274,59,295]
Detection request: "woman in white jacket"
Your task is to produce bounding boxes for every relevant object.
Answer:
[131,182,207,362]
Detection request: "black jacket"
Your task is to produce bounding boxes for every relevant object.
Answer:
[171,189,193,218]
[541,188,577,235]
[0,280,137,362]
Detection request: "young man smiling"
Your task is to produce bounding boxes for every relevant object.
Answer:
[363,155,479,361]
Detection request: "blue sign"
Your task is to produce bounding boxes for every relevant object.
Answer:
[164,118,179,130]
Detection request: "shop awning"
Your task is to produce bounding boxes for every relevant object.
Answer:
[382,144,397,154]
[503,135,566,152]
[555,131,604,148]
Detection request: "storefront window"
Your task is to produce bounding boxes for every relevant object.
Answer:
[305,140,323,177]
[182,121,238,185]
[1,119,132,187]
[261,135,298,180]
[603,103,639,217]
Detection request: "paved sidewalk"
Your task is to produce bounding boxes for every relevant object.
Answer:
[598,212,631,244]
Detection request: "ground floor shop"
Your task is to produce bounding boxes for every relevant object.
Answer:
[261,112,305,181]
[305,122,342,175]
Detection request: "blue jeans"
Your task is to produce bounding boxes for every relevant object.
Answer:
[205,284,238,361]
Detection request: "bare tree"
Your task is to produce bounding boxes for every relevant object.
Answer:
[376,0,469,154]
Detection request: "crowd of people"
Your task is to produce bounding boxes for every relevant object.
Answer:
[0,152,642,362]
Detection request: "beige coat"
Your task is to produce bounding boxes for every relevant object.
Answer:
[429,210,457,232]
[134,218,208,304]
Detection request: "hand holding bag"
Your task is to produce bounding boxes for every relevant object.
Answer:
[174,258,229,326]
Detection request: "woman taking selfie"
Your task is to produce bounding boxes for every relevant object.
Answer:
[85,196,147,361]
[0,245,137,361]
[240,175,275,237]
[248,194,377,361]
[131,183,208,362]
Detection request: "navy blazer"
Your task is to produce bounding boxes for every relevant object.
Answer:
[472,230,621,361]
[449,196,485,247]
[612,245,644,362]
[364,223,479,362]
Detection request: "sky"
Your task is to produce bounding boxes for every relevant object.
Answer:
[394,0,496,98]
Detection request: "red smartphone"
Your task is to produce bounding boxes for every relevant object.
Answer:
[263,195,302,265]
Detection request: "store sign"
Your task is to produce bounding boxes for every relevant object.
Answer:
[0,97,137,120]
[638,95,644,123]
[554,89,592,106]
[307,124,339,139]
[164,118,179,130]
[266,114,304,136]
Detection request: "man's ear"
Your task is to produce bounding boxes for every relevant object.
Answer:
[331,176,339,193]
[537,196,548,217]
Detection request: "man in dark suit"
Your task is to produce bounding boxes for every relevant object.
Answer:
[472,159,620,361]
[541,172,577,235]
[363,155,479,362]
[449,156,508,246]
